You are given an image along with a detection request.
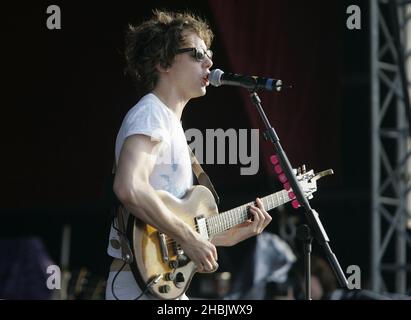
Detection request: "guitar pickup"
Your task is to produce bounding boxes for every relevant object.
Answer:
[157,232,169,263]
[195,216,209,240]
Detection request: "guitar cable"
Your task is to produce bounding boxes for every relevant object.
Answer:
[110,260,164,300]
[111,220,164,300]
[110,259,127,300]
[111,218,142,300]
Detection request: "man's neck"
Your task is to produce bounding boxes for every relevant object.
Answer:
[152,88,188,121]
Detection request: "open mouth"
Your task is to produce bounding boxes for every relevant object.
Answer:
[202,75,210,86]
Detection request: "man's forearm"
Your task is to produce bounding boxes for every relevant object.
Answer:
[120,185,195,243]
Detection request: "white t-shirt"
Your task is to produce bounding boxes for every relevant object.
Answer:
[107,93,193,259]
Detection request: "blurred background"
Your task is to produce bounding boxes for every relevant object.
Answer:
[0,0,410,300]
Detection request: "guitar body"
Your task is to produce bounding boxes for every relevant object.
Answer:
[127,185,219,300]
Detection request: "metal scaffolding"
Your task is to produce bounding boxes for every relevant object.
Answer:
[370,0,411,294]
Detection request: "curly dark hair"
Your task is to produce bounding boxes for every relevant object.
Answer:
[124,9,214,93]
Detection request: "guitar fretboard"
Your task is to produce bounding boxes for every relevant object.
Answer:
[206,189,290,237]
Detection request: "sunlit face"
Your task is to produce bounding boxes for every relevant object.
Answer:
[167,32,213,100]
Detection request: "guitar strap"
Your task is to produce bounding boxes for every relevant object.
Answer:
[111,144,220,262]
[187,145,220,205]
[111,163,133,263]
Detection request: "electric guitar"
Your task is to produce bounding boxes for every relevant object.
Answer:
[126,167,333,299]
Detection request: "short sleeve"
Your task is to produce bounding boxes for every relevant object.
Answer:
[123,101,171,146]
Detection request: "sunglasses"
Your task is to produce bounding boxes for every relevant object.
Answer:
[176,47,213,62]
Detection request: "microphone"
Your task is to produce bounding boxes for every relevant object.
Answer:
[209,69,284,92]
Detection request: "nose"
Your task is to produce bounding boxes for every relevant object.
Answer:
[203,56,213,69]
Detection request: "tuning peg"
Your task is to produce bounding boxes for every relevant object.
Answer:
[278,173,287,183]
[288,191,295,200]
[274,164,283,174]
[302,164,306,174]
[291,200,300,209]
[270,155,279,165]
[297,167,302,175]
[283,182,291,191]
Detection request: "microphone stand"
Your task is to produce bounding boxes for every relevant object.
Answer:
[249,91,348,300]
[297,224,313,300]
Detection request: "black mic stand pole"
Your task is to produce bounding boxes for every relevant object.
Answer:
[297,224,313,300]
[248,91,348,300]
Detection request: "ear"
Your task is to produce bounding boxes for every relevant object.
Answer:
[156,62,169,74]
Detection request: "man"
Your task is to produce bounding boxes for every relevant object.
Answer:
[106,10,272,300]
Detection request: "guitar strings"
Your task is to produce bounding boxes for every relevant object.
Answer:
[163,208,253,246]
[164,225,200,246]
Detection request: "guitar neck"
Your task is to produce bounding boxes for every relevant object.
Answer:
[206,189,290,237]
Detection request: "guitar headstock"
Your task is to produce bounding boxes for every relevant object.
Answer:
[270,154,334,208]
[296,166,334,199]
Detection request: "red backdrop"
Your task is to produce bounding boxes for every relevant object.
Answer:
[208,0,343,179]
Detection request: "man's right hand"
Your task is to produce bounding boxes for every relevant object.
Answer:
[179,232,218,273]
